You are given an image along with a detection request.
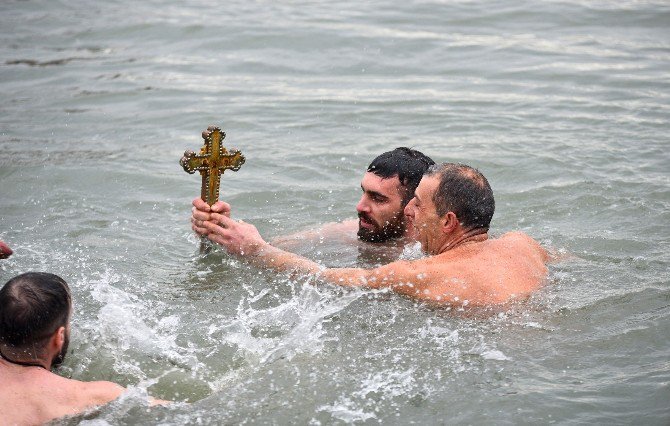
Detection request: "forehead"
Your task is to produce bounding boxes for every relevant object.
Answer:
[360,172,402,195]
[415,175,439,201]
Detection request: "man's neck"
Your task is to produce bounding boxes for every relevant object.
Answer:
[438,228,488,254]
[0,347,49,370]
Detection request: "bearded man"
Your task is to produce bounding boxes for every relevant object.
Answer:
[0,272,126,424]
[191,146,435,251]
[200,163,550,307]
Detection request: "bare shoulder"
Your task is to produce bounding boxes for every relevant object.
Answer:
[1,374,126,423]
[497,231,540,247]
[498,230,534,242]
[76,380,125,407]
[497,231,549,261]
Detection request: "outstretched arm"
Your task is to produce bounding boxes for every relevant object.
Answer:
[84,381,171,407]
[201,214,430,297]
[192,198,357,249]
[203,213,324,275]
[270,220,359,248]
[203,214,359,280]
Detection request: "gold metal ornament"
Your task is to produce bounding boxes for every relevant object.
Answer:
[180,126,245,206]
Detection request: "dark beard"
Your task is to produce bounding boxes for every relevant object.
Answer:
[357,212,404,243]
[51,334,69,369]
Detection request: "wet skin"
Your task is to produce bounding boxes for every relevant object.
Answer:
[202,174,550,307]
[355,172,407,242]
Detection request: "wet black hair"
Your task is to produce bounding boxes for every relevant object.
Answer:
[0,272,71,348]
[367,147,435,205]
[425,163,495,231]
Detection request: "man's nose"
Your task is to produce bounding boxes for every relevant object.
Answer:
[356,196,369,213]
[404,199,415,217]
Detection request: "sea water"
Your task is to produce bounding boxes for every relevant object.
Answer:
[1,0,669,424]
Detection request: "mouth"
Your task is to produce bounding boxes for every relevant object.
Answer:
[358,217,373,229]
[358,214,375,229]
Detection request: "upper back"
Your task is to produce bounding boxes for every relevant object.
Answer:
[379,231,549,306]
[435,231,548,305]
[0,366,124,425]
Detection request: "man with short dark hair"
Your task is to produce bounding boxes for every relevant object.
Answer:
[355,147,435,242]
[0,272,125,424]
[200,163,550,307]
[191,145,435,248]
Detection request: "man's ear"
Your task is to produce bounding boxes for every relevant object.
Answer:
[441,211,458,233]
[50,326,66,351]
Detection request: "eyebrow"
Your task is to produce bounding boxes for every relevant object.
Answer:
[361,185,389,200]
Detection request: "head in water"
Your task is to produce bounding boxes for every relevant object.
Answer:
[404,163,495,254]
[356,147,435,242]
[0,272,72,369]
[426,163,495,231]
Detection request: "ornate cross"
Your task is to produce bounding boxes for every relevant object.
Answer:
[180,126,245,206]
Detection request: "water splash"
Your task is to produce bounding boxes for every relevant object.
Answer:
[75,270,202,383]
[216,280,363,366]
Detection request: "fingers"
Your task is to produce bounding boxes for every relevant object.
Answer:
[191,216,209,236]
[191,199,213,236]
[203,214,240,239]
[192,198,210,212]
[192,205,210,221]
[190,197,232,239]
[192,198,231,216]
[212,212,231,224]
[202,217,243,254]
[200,215,264,256]
[210,201,231,216]
[202,218,227,240]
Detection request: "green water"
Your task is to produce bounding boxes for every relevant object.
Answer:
[1,0,669,424]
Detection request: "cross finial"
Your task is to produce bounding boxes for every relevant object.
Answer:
[180,126,245,206]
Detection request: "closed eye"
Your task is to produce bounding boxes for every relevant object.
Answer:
[371,194,388,203]
[361,186,389,203]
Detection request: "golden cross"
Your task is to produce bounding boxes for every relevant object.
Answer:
[180,126,245,206]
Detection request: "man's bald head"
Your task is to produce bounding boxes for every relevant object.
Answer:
[424,163,495,232]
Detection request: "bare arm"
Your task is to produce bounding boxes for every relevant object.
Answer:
[270,220,358,248]
[202,215,433,297]
[202,217,548,306]
[83,380,172,407]
[203,214,323,275]
[83,381,126,407]
[192,196,358,248]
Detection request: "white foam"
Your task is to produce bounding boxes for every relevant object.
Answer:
[317,398,377,423]
[353,368,416,399]
[480,349,510,361]
[85,271,200,378]
[218,281,363,365]
[399,242,425,260]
